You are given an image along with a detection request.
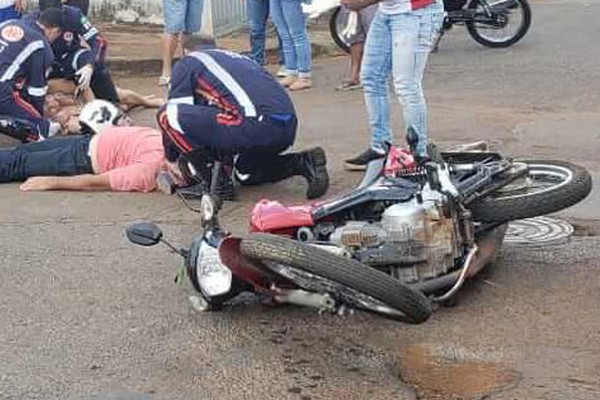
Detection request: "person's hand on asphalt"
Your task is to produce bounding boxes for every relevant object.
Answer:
[20,177,54,191]
[75,64,94,95]
[14,0,26,12]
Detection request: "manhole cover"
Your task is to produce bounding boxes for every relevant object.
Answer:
[505,216,573,246]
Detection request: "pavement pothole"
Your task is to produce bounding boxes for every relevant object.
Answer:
[397,343,520,400]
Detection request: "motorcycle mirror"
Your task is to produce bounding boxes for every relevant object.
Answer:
[126,221,163,247]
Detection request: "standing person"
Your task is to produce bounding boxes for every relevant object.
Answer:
[156,36,329,200]
[343,0,444,170]
[159,0,204,87]
[246,0,285,75]
[0,9,64,142]
[335,4,377,91]
[0,0,25,23]
[270,0,312,91]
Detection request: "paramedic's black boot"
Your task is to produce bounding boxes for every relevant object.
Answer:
[295,147,329,199]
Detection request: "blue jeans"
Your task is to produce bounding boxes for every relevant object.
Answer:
[269,0,312,77]
[163,0,204,34]
[0,136,93,182]
[360,4,444,156]
[247,0,283,66]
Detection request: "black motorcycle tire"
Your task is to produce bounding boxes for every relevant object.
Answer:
[329,6,351,54]
[466,0,532,48]
[470,160,592,222]
[240,233,432,324]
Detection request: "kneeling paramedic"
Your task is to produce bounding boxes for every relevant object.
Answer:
[31,0,119,103]
[157,37,329,200]
[0,9,64,142]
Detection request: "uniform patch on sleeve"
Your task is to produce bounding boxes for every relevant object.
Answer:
[1,25,24,43]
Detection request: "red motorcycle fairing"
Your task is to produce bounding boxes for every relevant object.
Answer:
[218,236,292,293]
[250,200,315,232]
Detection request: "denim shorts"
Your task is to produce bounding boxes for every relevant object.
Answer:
[163,0,204,34]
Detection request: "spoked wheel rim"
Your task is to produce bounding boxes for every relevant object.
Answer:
[493,162,574,200]
[266,262,407,319]
[472,0,527,44]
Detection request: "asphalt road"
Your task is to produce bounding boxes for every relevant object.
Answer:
[1,1,600,399]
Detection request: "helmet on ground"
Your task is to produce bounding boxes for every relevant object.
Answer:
[79,100,122,135]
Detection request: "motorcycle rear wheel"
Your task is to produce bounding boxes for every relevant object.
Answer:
[466,0,532,48]
[240,233,432,324]
[469,160,592,222]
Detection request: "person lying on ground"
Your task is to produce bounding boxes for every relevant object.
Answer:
[156,36,329,200]
[40,79,164,136]
[26,0,120,103]
[0,100,165,192]
[0,8,64,142]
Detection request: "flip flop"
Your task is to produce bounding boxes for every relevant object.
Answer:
[335,80,362,91]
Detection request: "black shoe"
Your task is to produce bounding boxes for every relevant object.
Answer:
[344,148,385,171]
[299,147,329,199]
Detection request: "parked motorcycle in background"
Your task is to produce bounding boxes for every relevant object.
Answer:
[330,0,532,52]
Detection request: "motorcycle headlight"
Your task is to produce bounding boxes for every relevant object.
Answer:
[195,240,232,297]
[200,194,215,222]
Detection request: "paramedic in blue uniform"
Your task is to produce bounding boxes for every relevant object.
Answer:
[33,0,118,103]
[157,37,329,200]
[0,9,64,142]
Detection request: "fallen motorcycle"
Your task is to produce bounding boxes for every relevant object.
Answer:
[126,132,591,323]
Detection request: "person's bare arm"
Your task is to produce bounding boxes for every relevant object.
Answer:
[20,174,112,191]
[341,0,381,11]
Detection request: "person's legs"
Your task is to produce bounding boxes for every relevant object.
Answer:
[161,0,187,83]
[343,11,392,170]
[0,136,92,182]
[362,12,393,151]
[280,0,311,90]
[247,0,269,65]
[390,6,443,156]
[184,0,204,34]
[270,0,298,85]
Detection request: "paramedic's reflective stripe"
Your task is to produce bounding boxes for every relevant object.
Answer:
[170,96,194,105]
[0,40,45,82]
[189,51,257,118]
[83,27,98,41]
[166,103,185,134]
[27,86,47,97]
[72,49,88,70]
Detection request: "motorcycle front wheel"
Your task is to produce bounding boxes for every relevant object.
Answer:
[469,160,592,222]
[240,233,432,324]
[466,0,532,48]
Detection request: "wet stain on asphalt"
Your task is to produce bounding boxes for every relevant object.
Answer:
[397,343,520,400]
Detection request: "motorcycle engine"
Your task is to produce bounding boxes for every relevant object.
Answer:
[329,201,459,283]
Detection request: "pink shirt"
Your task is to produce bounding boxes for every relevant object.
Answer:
[92,126,165,192]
